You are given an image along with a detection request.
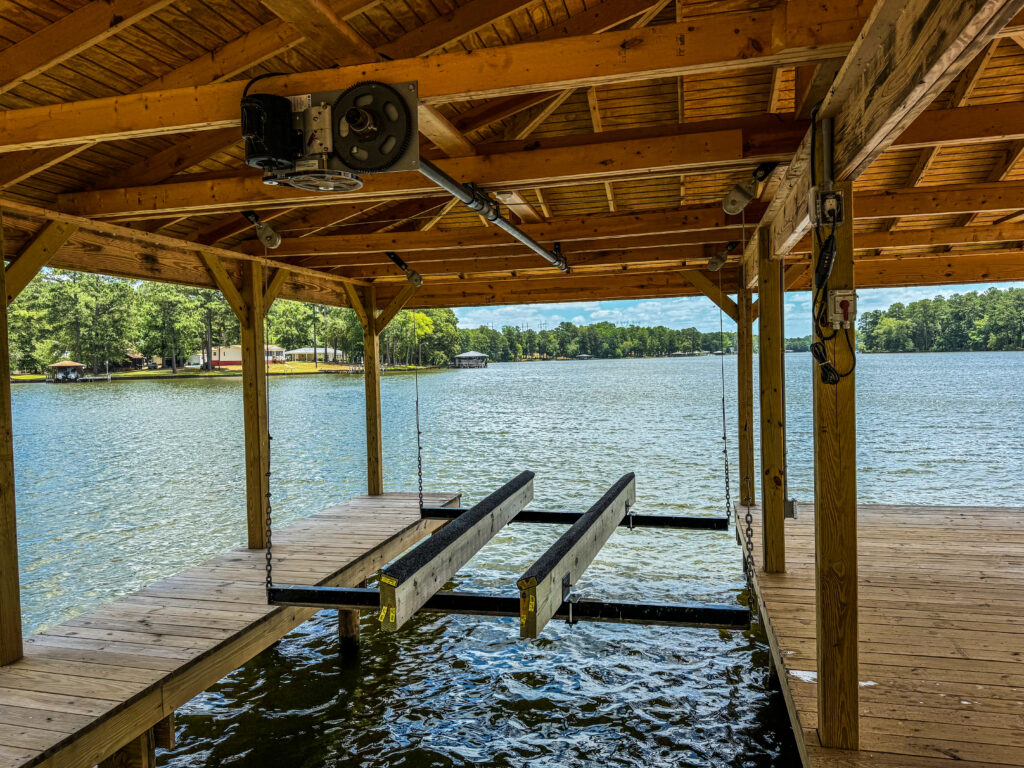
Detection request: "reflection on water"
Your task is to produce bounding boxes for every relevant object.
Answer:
[11,353,1024,767]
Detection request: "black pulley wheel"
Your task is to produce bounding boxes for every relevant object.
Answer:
[333,81,414,173]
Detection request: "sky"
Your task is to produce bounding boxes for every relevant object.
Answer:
[453,282,1024,337]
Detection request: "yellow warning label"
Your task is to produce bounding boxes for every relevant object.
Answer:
[380,575,397,587]
[388,607,396,623]
[528,595,536,613]
[378,605,387,622]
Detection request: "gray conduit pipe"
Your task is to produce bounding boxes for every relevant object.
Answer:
[418,158,568,272]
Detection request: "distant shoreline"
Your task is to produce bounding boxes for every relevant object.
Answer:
[11,365,444,384]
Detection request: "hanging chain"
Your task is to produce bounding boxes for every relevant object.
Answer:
[263,254,274,592]
[739,209,755,599]
[413,315,424,512]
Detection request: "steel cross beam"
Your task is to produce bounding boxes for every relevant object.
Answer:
[266,586,750,630]
[419,506,728,530]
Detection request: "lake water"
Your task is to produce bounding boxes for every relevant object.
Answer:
[11,352,1024,767]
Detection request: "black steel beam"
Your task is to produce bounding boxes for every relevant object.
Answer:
[420,506,728,531]
[267,585,749,630]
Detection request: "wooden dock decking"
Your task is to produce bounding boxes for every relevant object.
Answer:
[0,492,457,768]
[738,503,1024,768]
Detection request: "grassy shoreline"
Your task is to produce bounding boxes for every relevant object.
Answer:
[11,362,440,383]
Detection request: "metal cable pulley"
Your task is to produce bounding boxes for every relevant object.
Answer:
[334,81,415,173]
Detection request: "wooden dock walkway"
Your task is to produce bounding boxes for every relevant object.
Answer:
[0,491,457,768]
[738,503,1024,768]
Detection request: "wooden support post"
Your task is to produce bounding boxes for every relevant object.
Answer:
[0,214,23,666]
[338,609,360,656]
[736,278,756,507]
[359,286,383,496]
[153,713,175,750]
[813,179,859,749]
[518,473,635,638]
[379,472,534,631]
[757,227,785,573]
[98,729,156,768]
[240,261,269,549]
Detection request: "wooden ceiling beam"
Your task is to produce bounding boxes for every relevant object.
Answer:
[0,0,175,96]
[742,0,1024,284]
[332,243,712,278]
[234,180,1024,262]
[373,249,1024,309]
[0,199,366,295]
[378,0,536,58]
[60,128,754,218]
[260,0,377,65]
[503,0,669,141]
[0,7,869,153]
[56,99,1024,218]
[388,269,715,308]
[494,192,544,223]
[4,221,78,304]
[453,0,677,135]
[253,203,750,257]
[886,38,1001,231]
[792,221,1024,253]
[0,20,303,190]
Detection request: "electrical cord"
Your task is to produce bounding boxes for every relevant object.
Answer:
[243,72,289,98]
[807,103,855,384]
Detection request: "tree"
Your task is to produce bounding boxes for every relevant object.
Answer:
[137,283,201,372]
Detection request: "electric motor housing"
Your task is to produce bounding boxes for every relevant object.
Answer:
[241,93,298,172]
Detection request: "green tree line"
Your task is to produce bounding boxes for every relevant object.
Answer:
[458,322,738,361]
[858,287,1024,352]
[7,271,461,372]
[9,273,1020,371]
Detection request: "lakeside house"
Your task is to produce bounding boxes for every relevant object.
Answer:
[186,345,285,368]
[285,346,340,362]
[452,351,488,368]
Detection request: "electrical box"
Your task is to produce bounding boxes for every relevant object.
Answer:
[827,290,858,329]
[808,187,844,227]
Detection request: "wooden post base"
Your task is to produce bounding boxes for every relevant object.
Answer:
[154,713,176,750]
[339,609,360,656]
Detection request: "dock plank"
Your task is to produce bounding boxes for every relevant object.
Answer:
[0,492,456,768]
[738,503,1024,768]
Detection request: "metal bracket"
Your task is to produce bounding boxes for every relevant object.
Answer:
[385,251,423,287]
[566,592,581,627]
[784,498,798,519]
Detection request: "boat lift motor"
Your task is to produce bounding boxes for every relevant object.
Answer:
[241,80,566,271]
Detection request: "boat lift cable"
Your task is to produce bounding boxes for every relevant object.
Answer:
[717,266,732,527]
[413,313,424,513]
[418,158,568,272]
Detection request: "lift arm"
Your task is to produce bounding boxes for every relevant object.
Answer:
[517,473,635,638]
[378,471,534,631]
